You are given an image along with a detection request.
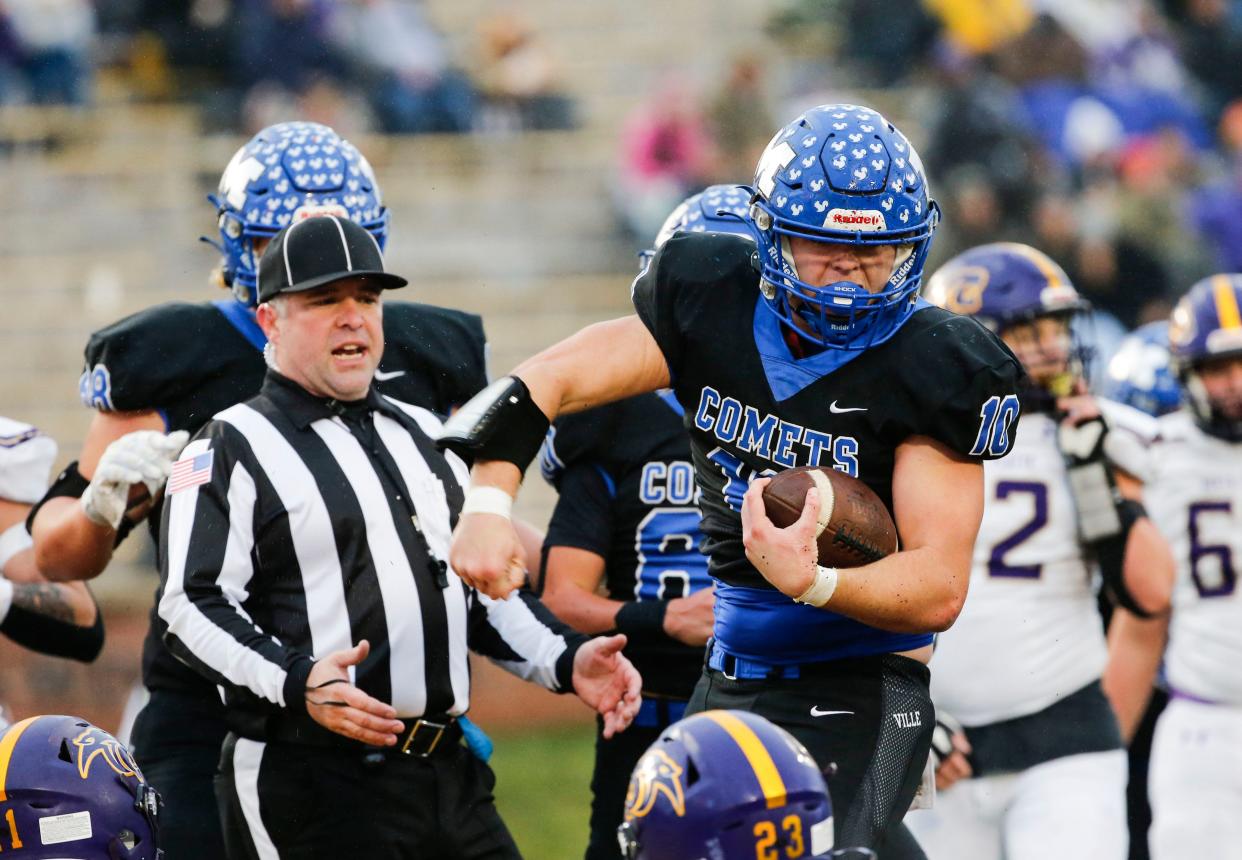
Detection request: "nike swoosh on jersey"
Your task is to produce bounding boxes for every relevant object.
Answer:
[828,401,867,414]
[809,707,855,717]
[374,369,406,381]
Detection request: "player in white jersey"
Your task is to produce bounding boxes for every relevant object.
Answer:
[907,243,1175,860]
[1105,274,1242,859]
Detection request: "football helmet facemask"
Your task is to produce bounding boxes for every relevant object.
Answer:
[1169,274,1242,441]
[617,710,837,859]
[0,715,162,859]
[207,121,388,306]
[925,241,1091,410]
[747,104,939,350]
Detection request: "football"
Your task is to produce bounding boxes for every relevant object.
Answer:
[761,466,898,568]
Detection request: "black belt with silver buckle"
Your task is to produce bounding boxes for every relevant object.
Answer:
[397,716,460,757]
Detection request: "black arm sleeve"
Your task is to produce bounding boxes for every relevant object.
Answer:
[1,594,105,662]
[26,461,140,547]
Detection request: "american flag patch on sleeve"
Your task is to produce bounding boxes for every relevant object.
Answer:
[168,450,214,495]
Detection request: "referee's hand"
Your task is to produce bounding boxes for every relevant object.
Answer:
[305,640,404,746]
[572,634,643,739]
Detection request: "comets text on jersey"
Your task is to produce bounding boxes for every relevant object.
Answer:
[692,386,859,475]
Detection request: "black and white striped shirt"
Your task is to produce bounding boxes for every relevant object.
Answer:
[158,371,582,738]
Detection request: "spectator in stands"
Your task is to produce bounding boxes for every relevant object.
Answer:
[328,0,475,134]
[1191,100,1242,272]
[704,54,774,185]
[0,0,94,104]
[474,11,574,132]
[615,76,713,243]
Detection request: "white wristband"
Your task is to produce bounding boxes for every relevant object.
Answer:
[0,523,33,571]
[795,565,838,607]
[461,486,514,520]
[0,577,12,625]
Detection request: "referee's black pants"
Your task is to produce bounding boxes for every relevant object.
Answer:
[687,652,933,859]
[217,732,522,860]
[129,689,229,860]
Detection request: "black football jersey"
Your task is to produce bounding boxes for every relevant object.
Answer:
[539,391,711,699]
[77,298,488,696]
[632,232,1024,664]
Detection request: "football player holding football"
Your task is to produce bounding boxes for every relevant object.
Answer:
[26,121,490,859]
[539,185,749,860]
[441,104,1024,855]
[1105,275,1242,859]
[906,243,1175,859]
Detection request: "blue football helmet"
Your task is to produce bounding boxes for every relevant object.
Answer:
[617,710,838,859]
[208,121,388,306]
[0,715,161,858]
[638,183,754,270]
[1169,274,1242,441]
[747,104,939,350]
[925,241,1090,405]
[1102,321,1182,417]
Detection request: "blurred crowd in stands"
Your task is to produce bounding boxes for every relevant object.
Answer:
[616,0,1242,356]
[4,0,1242,347]
[0,0,574,135]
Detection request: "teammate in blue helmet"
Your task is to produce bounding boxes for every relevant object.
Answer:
[1169,274,1242,441]
[618,710,873,860]
[747,104,939,350]
[1102,321,1182,417]
[0,715,161,859]
[637,183,753,269]
[207,121,389,306]
[924,241,1091,411]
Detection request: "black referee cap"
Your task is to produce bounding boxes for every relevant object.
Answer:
[257,215,408,303]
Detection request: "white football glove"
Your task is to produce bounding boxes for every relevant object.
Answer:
[80,430,190,529]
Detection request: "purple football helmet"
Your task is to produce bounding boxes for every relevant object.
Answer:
[617,710,836,859]
[747,104,939,350]
[1169,274,1242,441]
[0,715,161,859]
[1102,321,1182,417]
[925,241,1090,408]
[207,121,388,307]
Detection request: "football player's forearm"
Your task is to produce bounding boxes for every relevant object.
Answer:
[1121,518,1175,615]
[827,547,969,634]
[1102,610,1168,742]
[31,497,115,581]
[512,316,670,418]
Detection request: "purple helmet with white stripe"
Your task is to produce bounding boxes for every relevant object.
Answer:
[747,104,939,349]
[0,715,161,858]
[208,122,388,307]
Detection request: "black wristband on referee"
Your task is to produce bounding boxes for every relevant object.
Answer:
[436,376,551,471]
[614,600,668,647]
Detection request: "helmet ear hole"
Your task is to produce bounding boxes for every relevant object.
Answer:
[58,740,72,763]
[685,758,700,787]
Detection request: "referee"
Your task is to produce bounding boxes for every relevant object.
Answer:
[158,216,642,860]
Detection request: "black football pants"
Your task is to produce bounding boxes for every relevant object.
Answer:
[687,653,933,859]
[217,732,522,860]
[129,689,230,860]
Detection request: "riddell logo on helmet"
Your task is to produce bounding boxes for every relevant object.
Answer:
[823,209,885,232]
[293,202,350,222]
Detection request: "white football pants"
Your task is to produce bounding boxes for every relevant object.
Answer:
[904,749,1128,860]
[1150,697,1242,860]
